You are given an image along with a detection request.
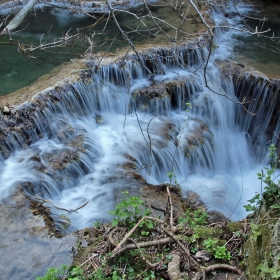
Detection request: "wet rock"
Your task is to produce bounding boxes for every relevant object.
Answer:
[131,76,193,112]
[95,113,106,125]
[184,190,207,211]
[222,62,280,152]
[57,124,74,140]
[122,162,137,170]
[0,189,76,279]
[44,149,80,170]
[161,121,176,140]
[2,106,10,114]
[182,118,213,158]
[141,183,184,218]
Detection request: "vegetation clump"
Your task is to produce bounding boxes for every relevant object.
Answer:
[242,144,280,280]
[38,189,247,280]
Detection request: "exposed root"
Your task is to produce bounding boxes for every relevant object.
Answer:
[192,264,243,280]
[167,253,183,280]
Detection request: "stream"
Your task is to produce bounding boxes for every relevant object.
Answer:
[0,1,280,279]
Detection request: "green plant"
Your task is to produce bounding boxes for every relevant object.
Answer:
[67,267,84,280]
[203,238,231,261]
[93,220,102,228]
[233,230,247,239]
[167,168,178,184]
[245,144,280,211]
[214,246,231,261]
[258,262,280,278]
[250,223,262,241]
[203,238,218,254]
[244,192,261,212]
[36,265,68,280]
[108,192,153,233]
[178,209,209,228]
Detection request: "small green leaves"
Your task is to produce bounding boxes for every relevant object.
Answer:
[108,193,149,228]
[258,263,280,278]
[270,204,280,209]
[250,223,261,241]
[167,171,174,179]
[178,209,208,228]
[36,265,69,280]
[245,144,280,212]
[203,238,218,253]
[203,238,231,261]
[214,246,231,261]
[108,192,154,234]
[186,102,192,113]
[111,218,119,227]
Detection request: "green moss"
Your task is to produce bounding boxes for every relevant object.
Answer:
[175,234,193,243]
[242,205,278,280]
[227,222,243,232]
[194,227,222,239]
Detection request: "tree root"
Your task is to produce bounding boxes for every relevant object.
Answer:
[167,253,184,280]
[107,225,173,259]
[192,264,243,280]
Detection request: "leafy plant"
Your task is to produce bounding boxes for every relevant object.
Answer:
[186,102,192,112]
[258,262,280,278]
[245,144,280,211]
[203,238,231,261]
[67,267,84,280]
[178,209,209,228]
[244,192,261,212]
[36,265,68,280]
[203,238,218,254]
[167,168,178,184]
[108,192,153,234]
[214,246,231,261]
[250,223,262,241]
[93,220,102,228]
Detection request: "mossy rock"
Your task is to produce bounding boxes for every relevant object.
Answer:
[194,226,223,240]
[226,221,243,233]
[243,204,280,280]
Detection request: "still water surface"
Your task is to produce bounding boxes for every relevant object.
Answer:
[0,1,203,95]
[233,4,280,78]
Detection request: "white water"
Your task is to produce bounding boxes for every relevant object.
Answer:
[0,2,274,231]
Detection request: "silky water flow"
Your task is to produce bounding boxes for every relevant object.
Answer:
[0,44,278,233]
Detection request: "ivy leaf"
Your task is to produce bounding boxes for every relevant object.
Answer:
[257,263,270,273]
[111,219,119,227]
[270,204,280,209]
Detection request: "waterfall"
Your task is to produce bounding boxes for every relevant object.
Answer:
[0,7,280,231]
[0,36,279,231]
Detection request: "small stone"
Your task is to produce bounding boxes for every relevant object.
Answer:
[195,250,211,261]
[3,106,10,114]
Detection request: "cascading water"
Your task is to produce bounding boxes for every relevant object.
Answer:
[1,2,280,279]
[0,38,277,236]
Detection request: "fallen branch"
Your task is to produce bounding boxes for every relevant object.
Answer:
[166,185,175,230]
[109,236,174,258]
[107,227,126,247]
[111,216,165,255]
[160,224,201,271]
[2,0,37,33]
[33,196,89,213]
[129,238,166,268]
